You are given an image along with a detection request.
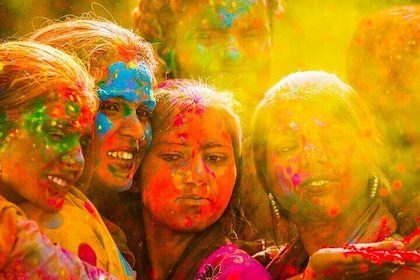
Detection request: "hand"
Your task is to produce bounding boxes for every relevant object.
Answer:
[397,195,420,238]
[301,241,418,279]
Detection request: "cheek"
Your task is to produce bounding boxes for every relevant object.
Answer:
[95,112,113,135]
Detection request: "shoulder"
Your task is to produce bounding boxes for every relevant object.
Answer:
[195,244,272,280]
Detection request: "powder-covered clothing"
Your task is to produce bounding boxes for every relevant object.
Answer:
[20,187,134,279]
[266,199,413,279]
[194,244,272,280]
[0,195,115,279]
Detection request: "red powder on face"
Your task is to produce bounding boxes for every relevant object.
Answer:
[172,115,185,127]
[392,180,403,190]
[329,207,339,217]
[185,216,192,227]
[379,187,389,197]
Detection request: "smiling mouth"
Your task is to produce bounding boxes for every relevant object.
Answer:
[107,151,135,160]
[306,180,330,187]
[47,175,70,188]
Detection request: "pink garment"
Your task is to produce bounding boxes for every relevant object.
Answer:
[0,195,116,279]
[194,244,272,280]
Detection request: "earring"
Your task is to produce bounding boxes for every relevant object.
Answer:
[369,176,379,200]
[268,193,281,220]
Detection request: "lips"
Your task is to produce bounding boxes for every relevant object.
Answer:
[299,176,337,195]
[178,195,210,205]
[45,174,73,197]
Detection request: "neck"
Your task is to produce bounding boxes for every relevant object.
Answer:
[85,186,115,218]
[291,196,371,255]
[143,211,195,280]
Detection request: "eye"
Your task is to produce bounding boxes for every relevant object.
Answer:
[99,102,120,111]
[47,130,66,142]
[205,154,227,164]
[159,153,181,162]
[137,108,152,121]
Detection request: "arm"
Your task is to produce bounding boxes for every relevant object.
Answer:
[0,198,117,279]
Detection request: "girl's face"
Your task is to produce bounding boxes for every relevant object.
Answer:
[140,106,237,232]
[265,103,369,219]
[0,90,94,212]
[89,61,155,192]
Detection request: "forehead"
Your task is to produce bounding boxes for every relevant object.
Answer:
[158,106,232,140]
[178,0,268,29]
[97,61,153,102]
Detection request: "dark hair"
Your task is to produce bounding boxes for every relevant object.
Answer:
[133,0,284,79]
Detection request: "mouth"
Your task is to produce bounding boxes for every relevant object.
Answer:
[107,151,135,161]
[304,180,330,187]
[178,196,211,205]
[47,175,71,188]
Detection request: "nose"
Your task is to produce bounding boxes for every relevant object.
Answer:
[120,114,145,141]
[61,145,85,171]
[220,36,242,62]
[302,141,329,166]
[183,157,211,187]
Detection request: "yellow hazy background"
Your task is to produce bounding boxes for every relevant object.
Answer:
[0,0,417,84]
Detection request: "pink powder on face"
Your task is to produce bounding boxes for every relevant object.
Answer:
[185,216,193,227]
[291,173,301,186]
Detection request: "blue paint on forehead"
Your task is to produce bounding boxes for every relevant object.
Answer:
[95,111,113,135]
[218,0,255,29]
[97,61,153,104]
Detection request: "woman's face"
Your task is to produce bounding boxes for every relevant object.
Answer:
[265,103,369,219]
[0,90,94,212]
[140,106,237,232]
[89,61,155,192]
[174,0,271,104]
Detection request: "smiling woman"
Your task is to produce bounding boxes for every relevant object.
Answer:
[249,70,420,279]
[0,40,118,278]
[29,16,158,275]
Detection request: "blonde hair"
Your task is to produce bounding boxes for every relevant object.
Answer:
[0,40,97,112]
[29,15,157,85]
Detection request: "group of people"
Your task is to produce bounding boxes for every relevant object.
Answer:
[0,1,419,279]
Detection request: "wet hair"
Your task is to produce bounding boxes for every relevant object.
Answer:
[0,40,97,130]
[250,71,389,199]
[347,4,420,108]
[142,78,245,236]
[133,0,283,78]
[29,15,158,86]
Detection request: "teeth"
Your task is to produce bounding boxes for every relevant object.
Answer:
[107,151,134,160]
[47,175,69,187]
[309,180,329,186]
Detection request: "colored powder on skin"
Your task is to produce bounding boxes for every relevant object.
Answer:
[97,61,154,111]
[185,216,193,227]
[107,165,126,180]
[291,173,301,186]
[95,112,113,135]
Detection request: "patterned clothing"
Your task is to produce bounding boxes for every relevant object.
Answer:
[20,187,134,279]
[194,244,272,280]
[0,195,115,279]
